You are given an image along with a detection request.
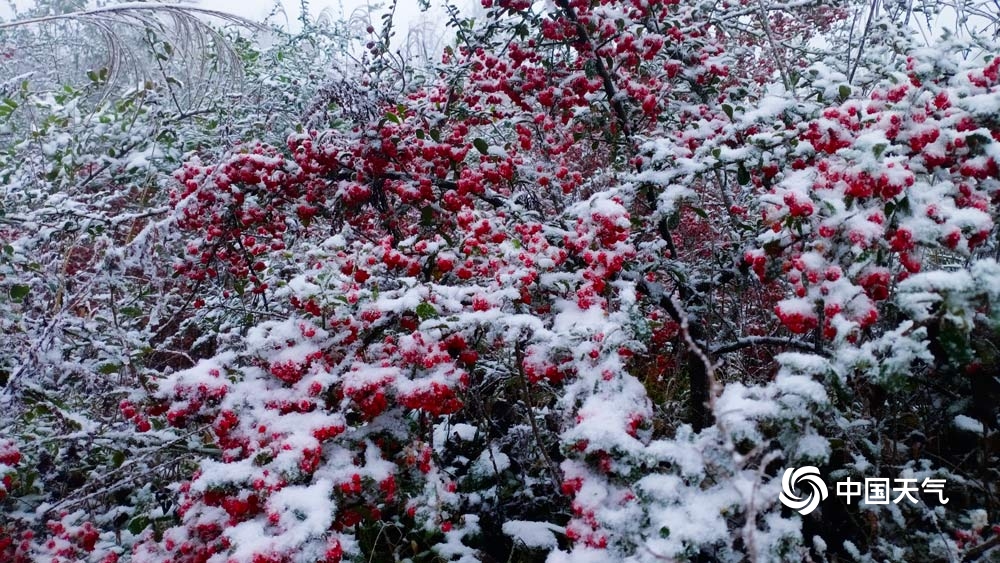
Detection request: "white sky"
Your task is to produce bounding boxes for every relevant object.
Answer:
[196,0,466,35]
[199,0,479,47]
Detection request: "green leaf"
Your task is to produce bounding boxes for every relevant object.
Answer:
[415,302,438,320]
[128,517,150,535]
[838,85,852,101]
[420,206,435,226]
[473,138,489,155]
[937,319,973,366]
[690,206,709,219]
[120,306,143,318]
[737,165,750,186]
[385,111,400,124]
[0,99,16,117]
[722,103,733,120]
[9,284,29,301]
[883,201,896,218]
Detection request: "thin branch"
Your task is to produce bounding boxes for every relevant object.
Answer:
[849,0,881,84]
[515,339,564,493]
[753,0,792,92]
[710,336,822,356]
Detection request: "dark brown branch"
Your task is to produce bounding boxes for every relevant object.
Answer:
[963,534,1000,562]
[554,0,633,140]
[638,279,713,429]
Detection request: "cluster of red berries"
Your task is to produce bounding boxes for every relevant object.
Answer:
[119,400,151,432]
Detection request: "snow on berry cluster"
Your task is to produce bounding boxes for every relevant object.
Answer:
[1,510,115,563]
[131,322,365,563]
[754,54,1000,341]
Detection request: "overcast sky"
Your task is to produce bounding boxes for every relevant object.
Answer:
[197,0,467,35]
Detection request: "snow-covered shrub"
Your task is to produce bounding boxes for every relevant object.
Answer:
[2,0,1000,562]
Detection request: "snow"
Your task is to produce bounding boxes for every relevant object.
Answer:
[960,93,1000,116]
[487,145,509,158]
[566,393,646,456]
[794,434,832,462]
[552,299,608,334]
[191,459,256,492]
[126,145,165,170]
[218,482,334,562]
[265,480,336,543]
[502,520,563,549]
[852,129,889,151]
[640,484,743,559]
[40,132,71,157]
[434,421,478,449]
[741,92,794,123]
[775,373,828,405]
[644,426,708,478]
[953,415,984,434]
[434,514,481,562]
[548,547,613,563]
[472,446,510,476]
[898,260,1000,323]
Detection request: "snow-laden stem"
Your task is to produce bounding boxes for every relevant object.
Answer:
[753,0,792,92]
[516,339,564,494]
[710,336,821,356]
[669,294,722,433]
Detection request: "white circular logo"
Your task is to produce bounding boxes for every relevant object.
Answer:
[779,466,828,515]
